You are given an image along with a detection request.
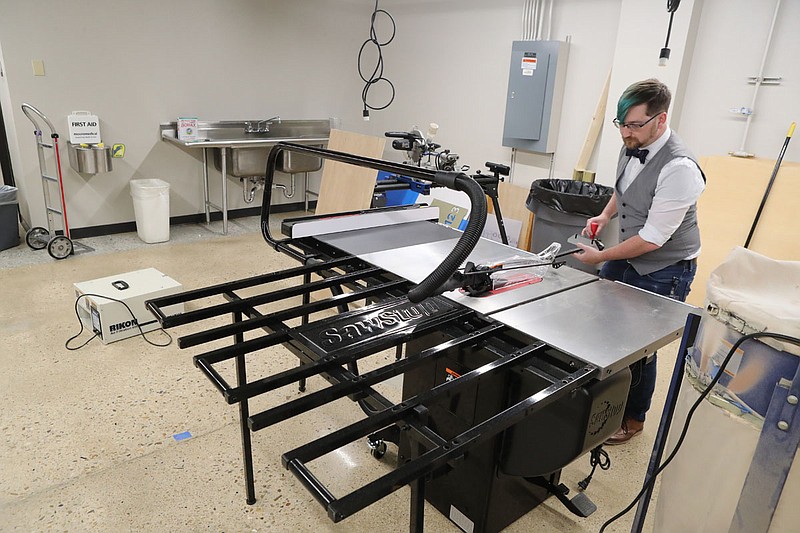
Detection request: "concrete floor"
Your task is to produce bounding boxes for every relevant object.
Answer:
[0,215,680,532]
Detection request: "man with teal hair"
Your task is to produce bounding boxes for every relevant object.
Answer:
[575,78,705,445]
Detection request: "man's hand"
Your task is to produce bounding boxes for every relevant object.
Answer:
[576,235,660,265]
[582,214,609,238]
[574,243,604,264]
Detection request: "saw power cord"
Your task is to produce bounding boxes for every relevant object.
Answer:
[599,330,800,532]
[358,0,395,119]
[65,293,173,351]
[578,445,611,491]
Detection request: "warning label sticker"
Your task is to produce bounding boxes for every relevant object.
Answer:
[521,52,537,70]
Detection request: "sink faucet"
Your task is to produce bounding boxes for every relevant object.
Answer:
[244,115,281,133]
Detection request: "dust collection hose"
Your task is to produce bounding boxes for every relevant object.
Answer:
[260,143,487,303]
[407,172,486,303]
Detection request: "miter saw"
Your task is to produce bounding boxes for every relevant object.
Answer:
[385,123,462,171]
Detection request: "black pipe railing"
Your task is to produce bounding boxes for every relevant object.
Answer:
[260,142,487,303]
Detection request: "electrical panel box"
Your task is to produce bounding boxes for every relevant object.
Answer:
[502,40,569,154]
[73,268,183,344]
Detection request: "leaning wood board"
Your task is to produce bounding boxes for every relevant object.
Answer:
[573,69,611,180]
[690,155,799,307]
[315,129,386,215]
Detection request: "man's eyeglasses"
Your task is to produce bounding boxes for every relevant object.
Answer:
[612,112,663,130]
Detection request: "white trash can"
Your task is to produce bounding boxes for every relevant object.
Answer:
[130,179,170,243]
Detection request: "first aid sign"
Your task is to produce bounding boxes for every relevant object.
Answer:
[68,111,101,144]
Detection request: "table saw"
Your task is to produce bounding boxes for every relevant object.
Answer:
[146,144,697,533]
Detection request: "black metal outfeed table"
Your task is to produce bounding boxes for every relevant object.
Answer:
[147,144,698,533]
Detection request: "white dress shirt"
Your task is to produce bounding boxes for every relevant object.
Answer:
[619,128,706,256]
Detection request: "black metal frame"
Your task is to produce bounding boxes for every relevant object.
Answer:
[146,245,599,530]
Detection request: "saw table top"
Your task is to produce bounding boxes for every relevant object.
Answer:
[317,220,695,378]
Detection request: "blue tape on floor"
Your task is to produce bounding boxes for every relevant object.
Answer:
[173,431,192,442]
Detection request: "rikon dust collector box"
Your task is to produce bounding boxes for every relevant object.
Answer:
[74,268,183,344]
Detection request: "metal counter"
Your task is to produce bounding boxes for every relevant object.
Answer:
[160,120,331,233]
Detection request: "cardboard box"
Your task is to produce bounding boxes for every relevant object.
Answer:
[177,117,199,141]
[73,268,183,344]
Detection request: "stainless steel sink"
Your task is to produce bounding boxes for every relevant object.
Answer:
[159,119,330,177]
[276,149,324,174]
[160,118,332,233]
[213,142,323,176]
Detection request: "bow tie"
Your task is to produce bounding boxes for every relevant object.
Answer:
[625,148,649,164]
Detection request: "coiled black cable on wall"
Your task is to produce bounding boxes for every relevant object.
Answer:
[358,0,396,120]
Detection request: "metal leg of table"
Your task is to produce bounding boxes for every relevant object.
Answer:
[304,172,319,213]
[409,475,426,533]
[203,147,228,234]
[303,172,308,212]
[299,271,311,393]
[221,149,228,235]
[202,148,211,225]
[234,310,256,504]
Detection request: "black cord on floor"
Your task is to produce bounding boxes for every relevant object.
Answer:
[578,445,611,491]
[65,293,173,350]
[358,0,395,119]
[599,331,800,532]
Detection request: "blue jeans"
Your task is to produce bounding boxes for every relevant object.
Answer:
[599,259,697,422]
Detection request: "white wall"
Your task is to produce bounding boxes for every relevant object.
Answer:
[0,0,371,229]
[679,0,800,161]
[369,0,799,188]
[1,0,798,231]
[369,0,624,189]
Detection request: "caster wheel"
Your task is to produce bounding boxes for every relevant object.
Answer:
[47,235,73,260]
[369,440,387,460]
[25,227,49,250]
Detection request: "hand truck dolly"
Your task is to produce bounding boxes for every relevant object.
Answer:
[20,103,93,259]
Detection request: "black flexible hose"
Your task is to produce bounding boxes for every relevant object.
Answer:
[407,172,487,303]
[260,145,488,304]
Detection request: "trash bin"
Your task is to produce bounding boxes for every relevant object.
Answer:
[130,179,170,244]
[0,185,20,251]
[526,178,613,274]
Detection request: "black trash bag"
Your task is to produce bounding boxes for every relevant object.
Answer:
[0,185,20,251]
[526,179,613,218]
[0,184,18,205]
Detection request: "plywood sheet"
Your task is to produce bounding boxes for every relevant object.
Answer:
[487,181,534,251]
[689,155,799,307]
[315,129,386,215]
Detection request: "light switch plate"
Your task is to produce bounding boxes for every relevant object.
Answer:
[32,60,45,76]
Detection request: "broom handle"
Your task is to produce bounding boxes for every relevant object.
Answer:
[744,122,795,249]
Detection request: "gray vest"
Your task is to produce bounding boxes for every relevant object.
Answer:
[615,131,704,275]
